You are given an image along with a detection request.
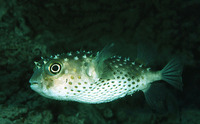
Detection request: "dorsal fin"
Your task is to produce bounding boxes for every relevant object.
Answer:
[136,42,157,66]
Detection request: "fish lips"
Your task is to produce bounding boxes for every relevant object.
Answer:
[29,79,40,89]
[29,68,43,88]
[29,80,39,85]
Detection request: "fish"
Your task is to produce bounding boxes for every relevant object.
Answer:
[29,44,183,108]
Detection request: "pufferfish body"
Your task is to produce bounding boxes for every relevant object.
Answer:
[29,45,183,105]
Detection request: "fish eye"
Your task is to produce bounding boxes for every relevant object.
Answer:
[49,63,61,74]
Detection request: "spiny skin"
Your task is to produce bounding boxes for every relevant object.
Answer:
[29,50,162,104]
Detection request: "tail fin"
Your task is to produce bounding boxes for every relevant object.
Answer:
[161,59,183,90]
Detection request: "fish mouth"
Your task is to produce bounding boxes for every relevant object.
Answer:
[30,82,38,85]
[29,81,39,85]
[29,81,40,90]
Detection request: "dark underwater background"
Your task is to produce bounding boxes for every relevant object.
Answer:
[0,0,200,124]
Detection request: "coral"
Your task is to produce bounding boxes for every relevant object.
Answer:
[0,105,28,122]
[0,118,12,124]
[103,108,113,119]
[0,92,7,104]
[24,110,53,124]
[182,109,200,124]
[57,114,84,124]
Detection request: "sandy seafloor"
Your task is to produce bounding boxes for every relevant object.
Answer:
[0,0,200,124]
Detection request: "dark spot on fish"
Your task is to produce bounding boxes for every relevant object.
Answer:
[137,79,140,82]
[84,82,87,84]
[117,76,120,79]
[119,84,121,86]
[69,82,72,85]
[45,78,53,89]
[132,82,135,84]
[124,74,128,77]
[128,78,131,81]
[128,84,131,87]
[120,72,123,74]
[78,82,81,85]
[64,87,67,89]
[111,81,115,83]
[136,85,139,88]
[122,77,125,79]
[124,81,127,83]
[113,72,116,75]
[84,62,88,66]
[75,86,78,88]
[107,79,110,81]
[132,76,135,79]
[83,87,86,89]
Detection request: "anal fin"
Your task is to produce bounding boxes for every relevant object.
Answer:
[143,82,178,114]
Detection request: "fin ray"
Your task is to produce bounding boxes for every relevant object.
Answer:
[161,59,183,90]
[144,83,178,114]
[94,43,115,78]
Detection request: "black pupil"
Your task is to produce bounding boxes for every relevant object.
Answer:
[50,63,61,74]
[52,65,59,71]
